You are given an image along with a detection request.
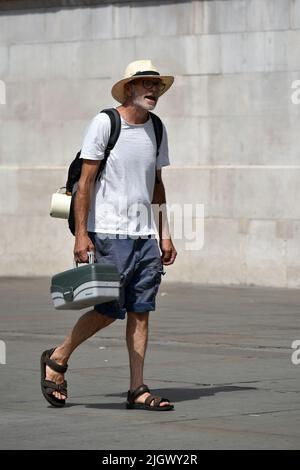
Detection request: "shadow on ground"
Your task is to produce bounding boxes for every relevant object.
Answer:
[52,385,257,410]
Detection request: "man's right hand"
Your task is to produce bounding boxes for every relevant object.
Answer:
[74,234,95,264]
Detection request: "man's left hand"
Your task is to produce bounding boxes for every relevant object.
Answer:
[160,238,177,266]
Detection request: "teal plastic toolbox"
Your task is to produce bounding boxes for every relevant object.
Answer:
[50,253,120,310]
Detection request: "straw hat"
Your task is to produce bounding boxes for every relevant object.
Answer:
[111,59,174,104]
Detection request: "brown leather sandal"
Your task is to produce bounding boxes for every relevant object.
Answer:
[40,348,68,408]
[126,384,174,411]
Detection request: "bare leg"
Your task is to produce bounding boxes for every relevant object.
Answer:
[126,311,170,407]
[46,309,115,400]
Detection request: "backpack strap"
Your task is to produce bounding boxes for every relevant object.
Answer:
[149,112,163,184]
[102,108,122,153]
[149,112,163,157]
[66,108,121,193]
[96,108,121,178]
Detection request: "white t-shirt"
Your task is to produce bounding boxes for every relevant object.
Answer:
[80,111,170,235]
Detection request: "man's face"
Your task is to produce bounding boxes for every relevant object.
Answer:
[128,78,165,111]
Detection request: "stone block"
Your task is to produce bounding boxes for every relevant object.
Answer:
[130,1,194,37]
[44,8,91,43]
[204,114,300,166]
[186,34,222,75]
[238,218,250,235]
[40,78,112,122]
[220,29,300,74]
[156,75,209,118]
[291,0,300,29]
[246,0,290,32]
[205,72,293,117]
[158,72,297,119]
[0,14,8,46]
[162,167,210,206]
[44,6,112,42]
[276,220,294,240]
[0,46,8,77]
[264,31,288,72]
[0,11,45,46]
[0,121,42,166]
[162,116,211,166]
[221,32,266,73]
[286,220,300,287]
[245,220,286,287]
[9,43,50,80]
[135,34,221,76]
[264,30,300,72]
[0,214,74,276]
[164,217,247,285]
[287,30,300,71]
[207,168,300,220]
[0,168,67,216]
[287,265,300,288]
[8,39,135,80]
[162,167,300,221]
[198,0,247,34]
[0,169,18,215]
[0,79,5,106]
[0,6,112,46]
[0,79,42,121]
[90,5,113,40]
[75,38,136,79]
[112,1,132,38]
[0,119,87,166]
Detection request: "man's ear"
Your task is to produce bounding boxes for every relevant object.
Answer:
[124,82,133,99]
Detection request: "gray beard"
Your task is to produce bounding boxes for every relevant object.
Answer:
[131,88,157,111]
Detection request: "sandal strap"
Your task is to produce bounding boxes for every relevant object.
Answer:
[128,384,150,404]
[43,379,67,396]
[44,348,68,374]
[145,395,165,407]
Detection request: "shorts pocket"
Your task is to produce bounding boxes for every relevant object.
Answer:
[153,267,165,295]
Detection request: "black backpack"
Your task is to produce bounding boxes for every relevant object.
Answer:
[66,108,163,235]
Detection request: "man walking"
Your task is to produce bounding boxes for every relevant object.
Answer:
[41,60,177,411]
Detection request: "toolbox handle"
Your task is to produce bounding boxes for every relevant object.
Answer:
[74,250,95,268]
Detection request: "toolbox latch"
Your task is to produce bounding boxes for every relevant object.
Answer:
[63,287,74,302]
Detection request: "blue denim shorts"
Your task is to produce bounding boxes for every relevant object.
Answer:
[88,233,165,320]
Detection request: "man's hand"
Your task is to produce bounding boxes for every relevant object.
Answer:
[74,234,95,264]
[160,238,177,266]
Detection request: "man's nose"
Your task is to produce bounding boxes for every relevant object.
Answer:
[151,84,160,94]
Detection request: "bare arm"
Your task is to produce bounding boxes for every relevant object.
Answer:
[74,159,100,263]
[152,169,177,266]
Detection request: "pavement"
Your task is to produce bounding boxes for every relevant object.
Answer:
[0,277,299,450]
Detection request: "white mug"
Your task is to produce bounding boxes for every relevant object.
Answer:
[50,190,71,219]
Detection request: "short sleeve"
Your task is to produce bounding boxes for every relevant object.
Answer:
[80,113,111,161]
[156,123,170,169]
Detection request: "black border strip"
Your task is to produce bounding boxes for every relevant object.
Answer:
[0,0,191,13]
[0,0,128,12]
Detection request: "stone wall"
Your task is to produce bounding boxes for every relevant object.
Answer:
[0,0,299,287]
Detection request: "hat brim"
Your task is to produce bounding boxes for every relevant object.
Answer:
[111,75,174,104]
